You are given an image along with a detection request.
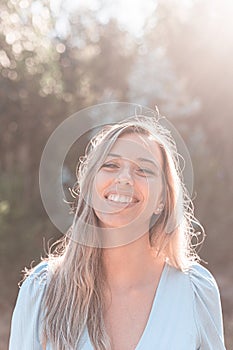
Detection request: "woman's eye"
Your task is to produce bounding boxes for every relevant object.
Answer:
[101,163,119,169]
[137,168,155,176]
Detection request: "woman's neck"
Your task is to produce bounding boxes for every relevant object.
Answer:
[101,233,165,291]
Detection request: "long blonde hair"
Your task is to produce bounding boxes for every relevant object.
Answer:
[41,115,203,349]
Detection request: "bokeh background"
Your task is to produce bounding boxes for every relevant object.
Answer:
[0,0,232,348]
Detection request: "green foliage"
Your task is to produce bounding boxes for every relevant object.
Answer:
[0,172,50,264]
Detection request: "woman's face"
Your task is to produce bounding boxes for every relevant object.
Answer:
[92,132,164,231]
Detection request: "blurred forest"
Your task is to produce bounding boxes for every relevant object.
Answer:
[0,0,232,349]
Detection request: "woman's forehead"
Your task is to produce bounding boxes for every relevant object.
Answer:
[106,133,163,167]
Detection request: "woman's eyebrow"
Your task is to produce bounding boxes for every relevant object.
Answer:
[137,157,159,169]
[107,153,159,169]
[107,153,121,158]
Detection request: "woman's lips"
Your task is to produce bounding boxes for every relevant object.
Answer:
[106,193,138,203]
[103,192,140,209]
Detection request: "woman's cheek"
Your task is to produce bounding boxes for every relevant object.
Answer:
[93,171,112,194]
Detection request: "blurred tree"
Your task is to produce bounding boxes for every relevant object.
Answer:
[128,46,200,118]
[139,0,233,265]
[0,1,135,204]
[0,0,64,207]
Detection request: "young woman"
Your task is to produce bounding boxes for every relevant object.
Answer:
[9,115,226,350]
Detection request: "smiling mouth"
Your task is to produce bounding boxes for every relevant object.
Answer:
[105,193,139,204]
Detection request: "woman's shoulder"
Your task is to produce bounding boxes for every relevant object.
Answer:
[22,260,49,291]
[9,261,51,349]
[186,264,225,347]
[166,262,221,302]
[187,263,220,297]
[165,262,225,348]
[27,260,49,279]
[12,261,50,311]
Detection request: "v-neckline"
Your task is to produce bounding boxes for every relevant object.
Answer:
[84,262,169,350]
[134,261,169,349]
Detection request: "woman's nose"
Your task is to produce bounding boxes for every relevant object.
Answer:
[115,166,133,185]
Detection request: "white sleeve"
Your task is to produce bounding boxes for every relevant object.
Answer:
[9,262,48,350]
[189,264,226,350]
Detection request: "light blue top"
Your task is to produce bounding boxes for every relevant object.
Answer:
[9,261,226,350]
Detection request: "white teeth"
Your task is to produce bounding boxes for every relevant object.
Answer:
[107,194,135,203]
